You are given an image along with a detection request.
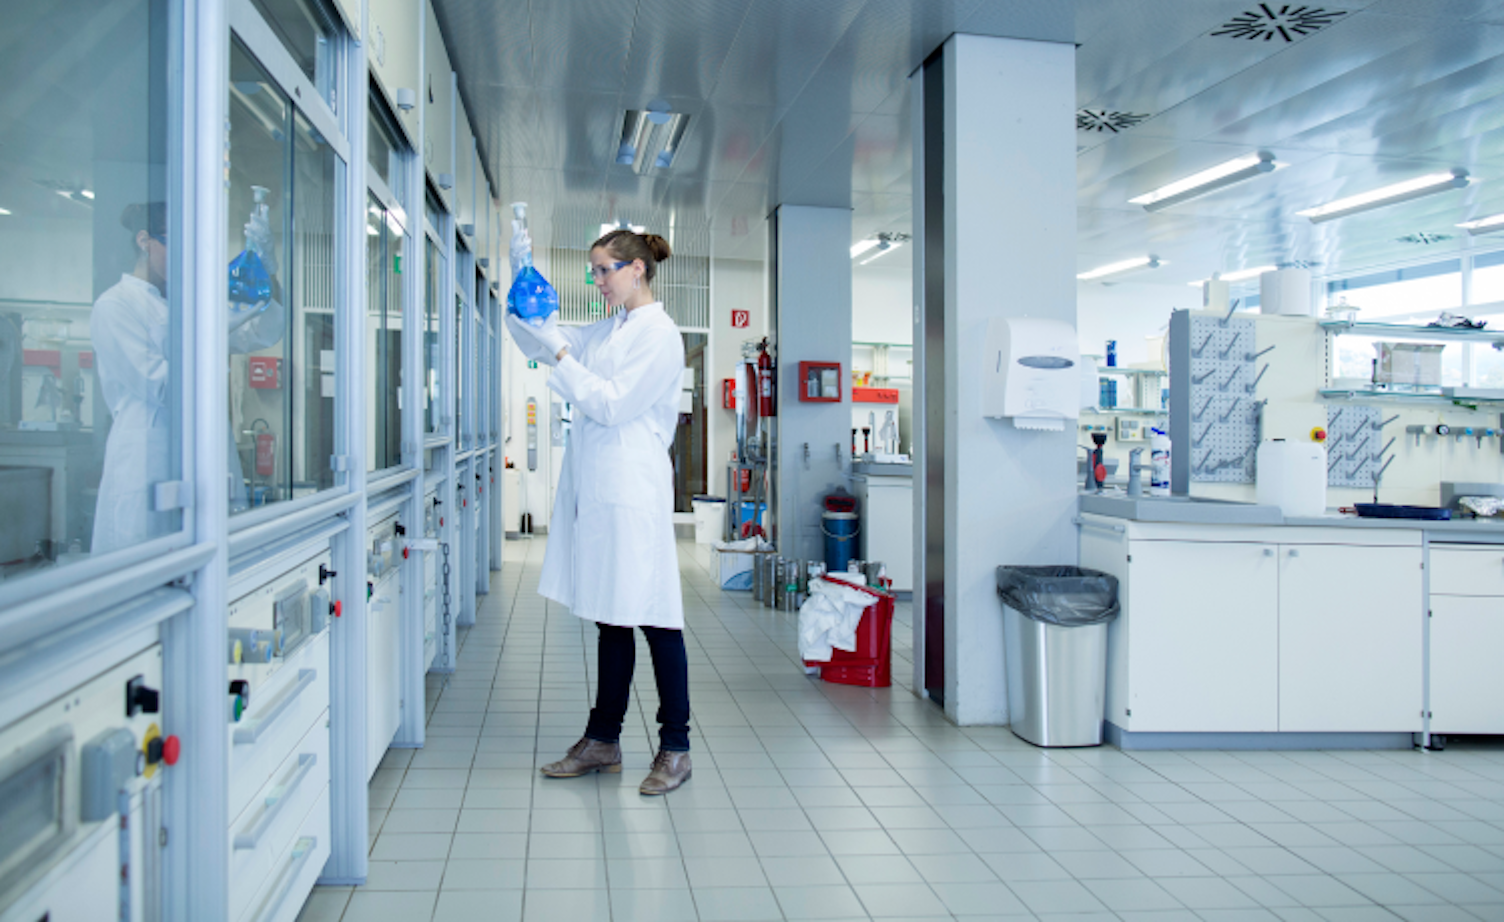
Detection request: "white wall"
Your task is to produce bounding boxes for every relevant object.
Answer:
[709,256,767,497]
[853,261,913,346]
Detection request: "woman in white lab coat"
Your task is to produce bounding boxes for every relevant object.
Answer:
[91,202,286,554]
[506,229,692,795]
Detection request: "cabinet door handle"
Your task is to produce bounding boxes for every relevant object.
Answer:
[234,669,316,745]
[1263,548,1274,557]
[1288,549,1300,558]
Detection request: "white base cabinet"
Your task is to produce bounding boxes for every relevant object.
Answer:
[1429,545,1504,735]
[1082,518,1424,736]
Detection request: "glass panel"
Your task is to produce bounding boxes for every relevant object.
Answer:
[673,333,707,512]
[292,112,338,496]
[365,195,403,471]
[367,98,399,197]
[454,294,465,446]
[424,238,441,433]
[248,0,338,113]
[0,0,178,577]
[228,40,337,513]
[1473,250,1504,306]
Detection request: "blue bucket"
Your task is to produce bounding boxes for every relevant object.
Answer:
[822,511,859,572]
[735,501,766,533]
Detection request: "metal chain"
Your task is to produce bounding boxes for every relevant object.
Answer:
[441,541,452,667]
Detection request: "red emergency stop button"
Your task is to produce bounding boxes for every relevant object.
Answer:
[1311,427,1328,442]
[333,599,343,617]
[162,735,181,766]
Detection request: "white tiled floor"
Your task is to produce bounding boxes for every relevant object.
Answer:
[297,538,1504,922]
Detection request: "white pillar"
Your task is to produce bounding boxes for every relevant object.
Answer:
[773,206,854,563]
[913,35,1078,725]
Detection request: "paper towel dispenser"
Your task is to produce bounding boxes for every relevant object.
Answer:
[982,317,1080,430]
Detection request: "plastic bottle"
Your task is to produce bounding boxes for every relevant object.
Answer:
[1149,428,1171,496]
[228,186,273,311]
[505,202,559,323]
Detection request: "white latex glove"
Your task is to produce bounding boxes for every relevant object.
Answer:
[509,219,532,279]
[229,297,279,333]
[505,313,557,367]
[245,209,278,276]
[532,313,569,360]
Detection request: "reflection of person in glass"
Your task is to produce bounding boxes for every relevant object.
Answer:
[91,203,172,553]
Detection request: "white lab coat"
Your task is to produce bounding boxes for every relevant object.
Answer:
[91,274,173,554]
[535,303,686,628]
[90,274,286,553]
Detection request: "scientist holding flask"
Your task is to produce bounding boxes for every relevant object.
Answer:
[506,219,692,795]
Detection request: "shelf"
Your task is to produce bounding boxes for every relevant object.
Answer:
[1318,320,1504,345]
[1082,407,1168,417]
[1320,388,1504,406]
[1096,366,1167,377]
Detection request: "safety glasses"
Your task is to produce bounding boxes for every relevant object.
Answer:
[589,260,629,282]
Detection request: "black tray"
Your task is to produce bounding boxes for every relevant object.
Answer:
[1354,503,1451,521]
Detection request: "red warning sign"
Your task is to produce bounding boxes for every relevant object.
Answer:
[731,310,750,328]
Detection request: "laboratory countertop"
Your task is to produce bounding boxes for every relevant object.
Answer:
[1079,492,1504,542]
[852,461,914,477]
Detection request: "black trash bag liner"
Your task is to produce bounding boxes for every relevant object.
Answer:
[995,566,1120,627]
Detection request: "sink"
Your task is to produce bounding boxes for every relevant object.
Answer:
[1078,492,1283,525]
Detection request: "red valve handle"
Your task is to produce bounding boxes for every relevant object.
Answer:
[1094,463,1107,482]
[403,546,409,559]
[333,599,343,617]
[162,735,181,766]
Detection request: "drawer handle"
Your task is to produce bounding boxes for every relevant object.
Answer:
[250,835,318,922]
[234,753,317,851]
[1263,548,1274,557]
[234,669,316,746]
[1288,549,1300,558]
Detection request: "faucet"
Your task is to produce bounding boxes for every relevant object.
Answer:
[1127,448,1146,497]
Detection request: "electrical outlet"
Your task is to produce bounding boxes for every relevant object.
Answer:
[1117,417,1147,441]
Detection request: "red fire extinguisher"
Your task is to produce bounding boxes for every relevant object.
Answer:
[757,338,776,417]
[252,419,275,477]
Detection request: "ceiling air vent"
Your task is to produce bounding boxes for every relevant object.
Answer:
[1212,6,1347,42]
[1279,260,1321,270]
[1397,232,1453,245]
[1077,109,1148,133]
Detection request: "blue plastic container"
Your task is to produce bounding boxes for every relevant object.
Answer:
[735,501,766,534]
[822,511,859,572]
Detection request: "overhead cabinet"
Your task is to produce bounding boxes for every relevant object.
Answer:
[423,0,453,202]
[367,0,421,144]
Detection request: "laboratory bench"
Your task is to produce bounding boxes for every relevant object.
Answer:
[1077,494,1504,750]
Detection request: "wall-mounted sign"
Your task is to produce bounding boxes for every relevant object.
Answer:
[731,310,750,328]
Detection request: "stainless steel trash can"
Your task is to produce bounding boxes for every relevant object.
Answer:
[996,566,1119,748]
[1002,607,1109,747]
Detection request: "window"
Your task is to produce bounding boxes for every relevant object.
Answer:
[227,39,340,513]
[1326,260,1462,322]
[0,0,178,579]
[367,99,403,202]
[424,236,442,434]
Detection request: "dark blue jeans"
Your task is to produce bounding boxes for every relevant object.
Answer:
[584,624,690,752]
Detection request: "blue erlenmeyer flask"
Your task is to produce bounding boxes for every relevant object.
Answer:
[505,202,558,323]
[229,185,273,312]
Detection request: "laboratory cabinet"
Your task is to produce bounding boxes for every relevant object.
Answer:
[0,642,167,922]
[1428,544,1504,735]
[366,512,404,778]
[851,465,914,592]
[1080,518,1424,737]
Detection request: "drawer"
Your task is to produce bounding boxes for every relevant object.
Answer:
[229,632,330,821]
[235,784,330,922]
[1431,546,1504,596]
[228,715,330,920]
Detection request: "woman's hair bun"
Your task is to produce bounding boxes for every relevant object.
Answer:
[642,233,672,263]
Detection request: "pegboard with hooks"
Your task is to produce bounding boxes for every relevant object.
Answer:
[1169,311,1260,484]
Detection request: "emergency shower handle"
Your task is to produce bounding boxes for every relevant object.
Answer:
[234,753,318,850]
[233,669,316,745]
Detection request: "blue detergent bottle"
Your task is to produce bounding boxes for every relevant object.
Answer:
[505,202,558,323]
[229,185,272,311]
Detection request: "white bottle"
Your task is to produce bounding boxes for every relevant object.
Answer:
[1149,428,1171,496]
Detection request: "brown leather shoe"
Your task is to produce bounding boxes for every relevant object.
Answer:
[638,750,691,795]
[540,737,622,778]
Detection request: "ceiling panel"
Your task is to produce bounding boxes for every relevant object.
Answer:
[954,0,1074,44]
[709,0,868,111]
[619,0,754,101]
[529,0,636,91]
[432,0,532,89]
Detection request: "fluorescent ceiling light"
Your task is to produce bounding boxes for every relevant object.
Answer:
[615,109,690,174]
[1458,212,1504,235]
[1130,152,1278,211]
[850,239,880,258]
[599,222,645,238]
[80,189,94,199]
[1077,256,1163,280]
[1186,264,1277,286]
[0,207,10,216]
[1297,169,1469,223]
